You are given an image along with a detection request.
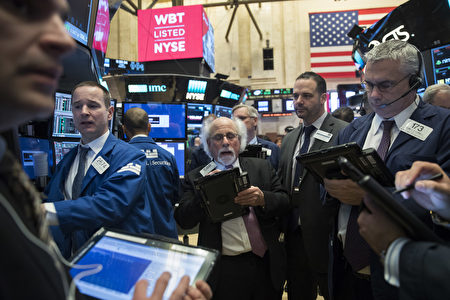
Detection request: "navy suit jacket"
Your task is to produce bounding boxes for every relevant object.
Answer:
[45,134,155,257]
[129,136,179,238]
[330,101,450,299]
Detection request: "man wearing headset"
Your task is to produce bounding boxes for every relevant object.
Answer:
[323,40,450,300]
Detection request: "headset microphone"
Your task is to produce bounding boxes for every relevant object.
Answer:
[378,77,422,108]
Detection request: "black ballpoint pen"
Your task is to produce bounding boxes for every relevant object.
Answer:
[393,173,443,194]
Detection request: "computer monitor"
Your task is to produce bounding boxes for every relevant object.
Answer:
[256,100,271,113]
[328,91,339,112]
[53,91,81,138]
[431,43,450,85]
[53,140,79,165]
[19,137,53,180]
[283,99,295,112]
[155,142,185,177]
[214,105,232,118]
[187,103,213,128]
[64,0,93,46]
[123,103,186,139]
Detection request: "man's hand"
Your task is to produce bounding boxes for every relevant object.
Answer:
[235,186,265,207]
[323,178,365,205]
[132,272,212,300]
[357,196,406,255]
[395,161,450,220]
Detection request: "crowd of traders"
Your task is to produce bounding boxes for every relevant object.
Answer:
[1,1,450,300]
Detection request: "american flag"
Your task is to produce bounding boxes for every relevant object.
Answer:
[309,7,396,79]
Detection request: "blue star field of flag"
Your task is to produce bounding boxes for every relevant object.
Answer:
[309,11,358,48]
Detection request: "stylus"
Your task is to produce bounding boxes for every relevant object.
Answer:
[393,173,443,194]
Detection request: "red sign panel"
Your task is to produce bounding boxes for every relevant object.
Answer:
[138,5,205,62]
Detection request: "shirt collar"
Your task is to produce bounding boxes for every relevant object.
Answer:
[130,134,148,140]
[214,157,240,171]
[373,98,418,131]
[309,111,328,130]
[248,136,258,145]
[82,130,110,155]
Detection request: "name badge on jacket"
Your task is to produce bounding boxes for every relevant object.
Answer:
[313,130,332,143]
[92,156,110,174]
[400,119,433,141]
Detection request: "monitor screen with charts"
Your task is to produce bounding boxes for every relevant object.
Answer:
[19,137,54,180]
[70,228,218,300]
[156,141,186,177]
[53,140,79,165]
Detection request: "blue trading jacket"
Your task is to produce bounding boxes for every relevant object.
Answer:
[129,136,179,238]
[45,133,155,257]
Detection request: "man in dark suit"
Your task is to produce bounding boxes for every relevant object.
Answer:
[278,71,348,300]
[175,117,289,300]
[358,161,450,300]
[323,40,450,300]
[123,107,180,239]
[44,81,155,257]
[232,104,280,170]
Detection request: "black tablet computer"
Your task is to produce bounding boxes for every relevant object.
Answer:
[194,168,250,223]
[297,142,395,187]
[337,157,442,243]
[69,228,219,300]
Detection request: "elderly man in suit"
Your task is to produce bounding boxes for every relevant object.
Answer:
[232,104,280,170]
[175,117,289,300]
[278,71,348,300]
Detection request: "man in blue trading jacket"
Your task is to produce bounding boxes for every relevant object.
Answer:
[122,107,179,239]
[43,81,155,258]
[232,104,280,170]
[323,40,450,300]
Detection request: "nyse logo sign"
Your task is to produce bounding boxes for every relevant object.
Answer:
[368,25,410,49]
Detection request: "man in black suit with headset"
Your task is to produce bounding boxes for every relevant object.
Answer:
[324,40,450,300]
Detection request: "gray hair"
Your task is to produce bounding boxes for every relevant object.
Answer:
[201,117,248,157]
[365,40,421,78]
[232,104,259,118]
[423,83,450,104]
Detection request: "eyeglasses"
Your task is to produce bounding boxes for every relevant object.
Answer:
[211,132,239,142]
[362,74,411,93]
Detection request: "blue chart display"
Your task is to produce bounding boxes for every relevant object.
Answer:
[214,105,232,118]
[19,137,53,179]
[156,142,185,177]
[187,103,213,128]
[123,103,186,139]
[53,92,81,139]
[70,235,206,300]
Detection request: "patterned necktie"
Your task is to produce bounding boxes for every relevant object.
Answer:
[288,126,315,231]
[293,125,315,187]
[71,146,89,199]
[243,207,267,257]
[344,120,395,271]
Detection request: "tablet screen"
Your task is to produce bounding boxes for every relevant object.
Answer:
[70,230,217,300]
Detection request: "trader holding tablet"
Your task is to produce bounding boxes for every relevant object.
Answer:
[358,161,450,300]
[175,117,289,300]
[323,40,450,300]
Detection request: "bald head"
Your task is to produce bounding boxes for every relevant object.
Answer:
[123,107,150,138]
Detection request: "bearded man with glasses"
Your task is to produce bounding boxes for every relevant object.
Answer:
[175,117,289,300]
[323,39,450,300]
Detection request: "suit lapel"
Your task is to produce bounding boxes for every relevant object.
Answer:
[285,127,302,185]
